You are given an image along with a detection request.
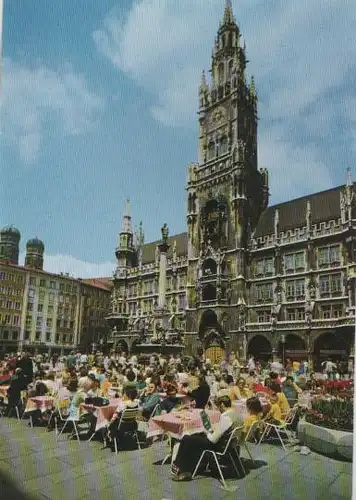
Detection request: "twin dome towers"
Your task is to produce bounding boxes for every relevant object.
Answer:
[0,225,45,270]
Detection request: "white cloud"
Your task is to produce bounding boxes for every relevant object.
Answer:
[19,252,114,279]
[258,128,334,203]
[94,0,356,201]
[1,59,104,164]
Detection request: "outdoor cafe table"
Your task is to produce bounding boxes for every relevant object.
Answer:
[80,398,122,431]
[147,409,221,440]
[24,396,55,413]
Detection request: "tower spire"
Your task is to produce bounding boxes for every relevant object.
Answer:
[223,0,234,24]
[346,167,352,187]
[121,199,132,233]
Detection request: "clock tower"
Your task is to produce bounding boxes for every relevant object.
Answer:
[185,1,269,358]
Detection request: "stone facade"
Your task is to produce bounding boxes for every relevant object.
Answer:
[107,4,355,367]
[0,262,112,355]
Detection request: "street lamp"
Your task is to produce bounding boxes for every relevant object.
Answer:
[281,334,286,366]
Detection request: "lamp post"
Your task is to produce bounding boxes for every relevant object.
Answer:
[281,334,286,367]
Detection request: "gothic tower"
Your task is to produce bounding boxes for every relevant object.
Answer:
[185,1,269,354]
[115,200,136,275]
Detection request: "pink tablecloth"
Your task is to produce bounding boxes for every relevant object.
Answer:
[80,398,122,430]
[147,409,221,439]
[25,396,55,413]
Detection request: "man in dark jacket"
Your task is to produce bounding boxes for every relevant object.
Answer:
[188,376,210,409]
[16,351,33,385]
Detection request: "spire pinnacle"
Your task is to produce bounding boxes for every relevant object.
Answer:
[346,167,352,187]
[223,0,234,24]
[121,199,132,233]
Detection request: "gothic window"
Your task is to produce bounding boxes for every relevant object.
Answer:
[219,136,228,156]
[319,273,342,297]
[207,142,215,160]
[202,258,217,276]
[188,193,192,212]
[285,279,305,301]
[218,63,224,84]
[228,59,233,79]
[202,284,217,301]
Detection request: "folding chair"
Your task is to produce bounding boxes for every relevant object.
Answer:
[206,395,217,410]
[56,404,87,443]
[192,426,245,489]
[112,407,142,454]
[52,398,71,435]
[258,405,298,451]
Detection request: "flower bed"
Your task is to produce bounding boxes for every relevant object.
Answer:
[298,390,353,460]
[305,397,353,432]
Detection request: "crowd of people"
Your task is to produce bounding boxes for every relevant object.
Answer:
[0,349,353,482]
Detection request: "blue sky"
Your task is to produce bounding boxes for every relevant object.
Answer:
[1,0,355,278]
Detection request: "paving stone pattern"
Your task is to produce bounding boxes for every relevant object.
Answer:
[0,418,352,500]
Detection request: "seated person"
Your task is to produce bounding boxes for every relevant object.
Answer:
[160,383,180,413]
[269,372,282,386]
[0,368,11,385]
[172,396,237,482]
[236,377,253,399]
[42,372,58,395]
[139,382,161,420]
[28,372,49,397]
[136,373,146,391]
[47,378,78,431]
[264,392,282,425]
[123,369,137,392]
[242,397,263,441]
[187,376,210,409]
[107,388,139,446]
[269,382,290,416]
[253,378,271,394]
[217,380,231,398]
[282,376,302,407]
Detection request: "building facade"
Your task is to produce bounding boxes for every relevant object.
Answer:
[0,228,112,355]
[107,3,355,368]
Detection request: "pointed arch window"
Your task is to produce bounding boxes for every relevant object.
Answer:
[218,63,224,85]
[207,142,215,160]
[228,59,233,79]
[218,136,228,156]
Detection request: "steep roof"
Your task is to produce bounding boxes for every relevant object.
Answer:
[142,232,188,264]
[81,278,113,291]
[254,184,344,237]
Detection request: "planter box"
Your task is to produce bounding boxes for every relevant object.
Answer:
[297,419,353,461]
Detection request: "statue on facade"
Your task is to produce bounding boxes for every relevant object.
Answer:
[161,223,169,243]
[172,240,177,262]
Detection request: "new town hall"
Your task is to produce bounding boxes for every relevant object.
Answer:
[106,3,355,368]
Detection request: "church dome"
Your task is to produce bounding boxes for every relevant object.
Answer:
[0,225,21,240]
[26,237,45,251]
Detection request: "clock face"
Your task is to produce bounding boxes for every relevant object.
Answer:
[210,106,226,126]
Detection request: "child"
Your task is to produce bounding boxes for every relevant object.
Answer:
[264,392,282,425]
[242,397,263,441]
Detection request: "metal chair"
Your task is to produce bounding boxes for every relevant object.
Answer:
[258,405,299,451]
[56,403,87,443]
[112,407,142,454]
[192,426,245,489]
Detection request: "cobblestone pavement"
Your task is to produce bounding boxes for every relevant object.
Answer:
[0,417,352,500]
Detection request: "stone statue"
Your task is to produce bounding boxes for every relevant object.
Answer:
[161,223,169,243]
[172,240,177,261]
